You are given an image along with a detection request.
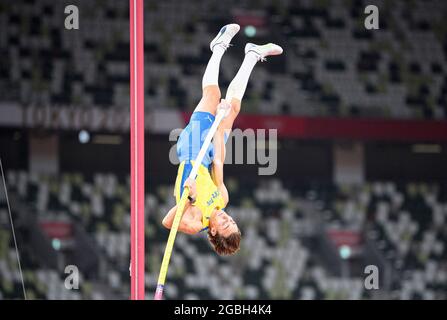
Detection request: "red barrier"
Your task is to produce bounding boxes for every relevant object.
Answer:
[182,112,447,141]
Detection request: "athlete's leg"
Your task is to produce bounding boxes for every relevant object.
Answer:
[211,43,283,191]
[220,42,284,132]
[193,24,240,116]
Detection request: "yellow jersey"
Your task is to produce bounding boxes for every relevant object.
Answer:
[174,160,225,230]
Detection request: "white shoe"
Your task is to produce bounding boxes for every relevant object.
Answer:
[210,24,240,52]
[244,43,283,61]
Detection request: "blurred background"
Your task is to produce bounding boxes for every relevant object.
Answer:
[0,0,447,300]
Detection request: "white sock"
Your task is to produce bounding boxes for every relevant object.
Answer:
[225,52,258,101]
[202,44,226,89]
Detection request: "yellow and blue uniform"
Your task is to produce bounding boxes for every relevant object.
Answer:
[175,111,226,231]
[174,160,225,231]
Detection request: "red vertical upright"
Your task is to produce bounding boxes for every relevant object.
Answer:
[130,0,145,300]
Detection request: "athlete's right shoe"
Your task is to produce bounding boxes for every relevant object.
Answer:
[244,43,283,62]
[210,23,240,52]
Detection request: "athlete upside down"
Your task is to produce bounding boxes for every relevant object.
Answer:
[162,23,283,255]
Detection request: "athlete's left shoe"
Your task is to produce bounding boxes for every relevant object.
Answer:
[244,43,283,61]
[210,23,240,52]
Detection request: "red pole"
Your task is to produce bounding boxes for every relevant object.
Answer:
[130,0,145,300]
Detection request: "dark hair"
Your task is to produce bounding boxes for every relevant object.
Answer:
[208,229,241,256]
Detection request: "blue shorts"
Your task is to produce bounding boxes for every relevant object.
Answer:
[177,111,216,169]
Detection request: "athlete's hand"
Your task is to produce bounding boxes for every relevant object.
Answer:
[217,99,232,118]
[184,178,197,199]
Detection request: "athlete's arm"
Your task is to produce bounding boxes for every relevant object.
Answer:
[162,178,202,234]
[162,204,202,235]
[212,128,229,206]
[212,99,239,207]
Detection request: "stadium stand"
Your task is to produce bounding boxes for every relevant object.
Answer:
[0,0,446,118]
[2,170,446,299]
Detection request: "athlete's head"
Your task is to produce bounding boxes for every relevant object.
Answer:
[208,209,241,256]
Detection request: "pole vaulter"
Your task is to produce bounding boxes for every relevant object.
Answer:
[153,22,283,300]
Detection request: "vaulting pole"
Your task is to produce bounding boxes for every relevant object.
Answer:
[130,0,145,300]
[154,108,227,300]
